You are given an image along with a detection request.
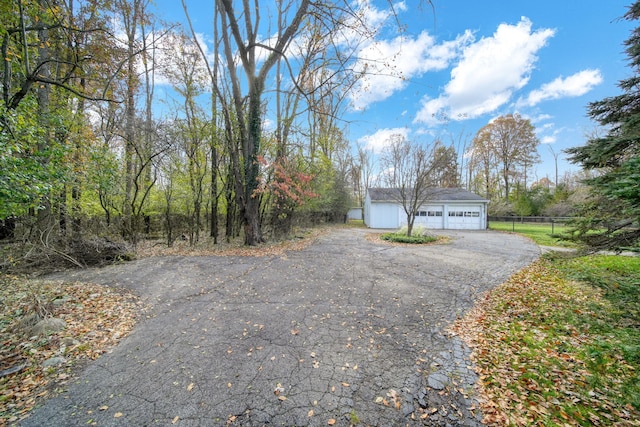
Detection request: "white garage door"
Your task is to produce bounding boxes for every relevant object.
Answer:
[446,206,482,230]
[414,207,444,228]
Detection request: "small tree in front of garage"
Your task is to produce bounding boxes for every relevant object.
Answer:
[379,135,450,237]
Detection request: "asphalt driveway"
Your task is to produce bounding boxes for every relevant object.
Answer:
[20,228,540,426]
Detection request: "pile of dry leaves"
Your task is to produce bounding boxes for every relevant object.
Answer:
[0,276,142,425]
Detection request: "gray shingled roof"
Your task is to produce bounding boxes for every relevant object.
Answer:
[367,187,488,202]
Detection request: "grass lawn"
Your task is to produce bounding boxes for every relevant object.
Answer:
[489,221,576,248]
[454,249,640,425]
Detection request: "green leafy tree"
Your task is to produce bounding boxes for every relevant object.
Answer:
[566,2,640,250]
[0,101,62,219]
[162,32,211,245]
[513,185,553,216]
[0,0,125,235]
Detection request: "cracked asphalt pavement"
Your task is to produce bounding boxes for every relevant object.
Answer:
[20,228,540,426]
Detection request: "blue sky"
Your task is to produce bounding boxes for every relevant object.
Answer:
[152,0,635,183]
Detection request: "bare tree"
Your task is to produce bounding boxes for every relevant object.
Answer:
[351,143,376,207]
[379,135,442,237]
[162,32,211,245]
[431,140,459,188]
[213,0,312,245]
[547,144,563,189]
[209,0,399,244]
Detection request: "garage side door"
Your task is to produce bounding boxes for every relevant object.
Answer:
[446,206,482,230]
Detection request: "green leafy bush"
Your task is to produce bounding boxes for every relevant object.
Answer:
[380,225,437,244]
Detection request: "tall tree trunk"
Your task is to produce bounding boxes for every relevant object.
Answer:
[71,77,87,241]
[121,0,141,240]
[225,167,235,243]
[242,79,265,245]
[502,165,510,202]
[210,144,219,242]
[210,3,220,243]
[216,0,310,245]
[36,1,53,232]
[124,39,136,238]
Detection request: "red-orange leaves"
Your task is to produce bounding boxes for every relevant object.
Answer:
[254,156,317,212]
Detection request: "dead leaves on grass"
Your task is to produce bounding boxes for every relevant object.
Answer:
[0,275,141,424]
[452,260,640,426]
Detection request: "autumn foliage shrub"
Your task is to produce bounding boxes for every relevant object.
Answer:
[255,157,317,238]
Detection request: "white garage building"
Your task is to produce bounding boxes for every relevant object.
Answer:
[364,188,489,230]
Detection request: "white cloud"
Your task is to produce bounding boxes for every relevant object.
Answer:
[393,1,408,13]
[520,69,603,107]
[357,127,409,152]
[538,127,565,145]
[262,118,275,132]
[414,17,555,125]
[350,30,472,110]
[413,127,435,136]
[531,113,553,123]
